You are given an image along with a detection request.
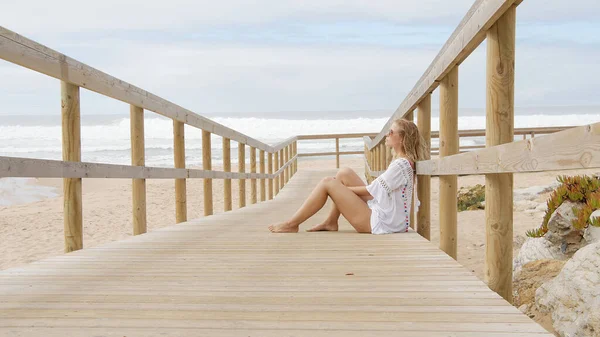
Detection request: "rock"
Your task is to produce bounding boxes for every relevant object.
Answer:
[584,225,600,244]
[513,259,566,308]
[536,242,600,337]
[585,210,600,244]
[514,237,568,277]
[514,182,561,202]
[545,201,586,256]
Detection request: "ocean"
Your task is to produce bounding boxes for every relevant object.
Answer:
[1,107,599,206]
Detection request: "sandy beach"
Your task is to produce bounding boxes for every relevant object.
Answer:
[1,156,598,285]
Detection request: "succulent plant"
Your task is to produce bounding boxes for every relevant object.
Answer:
[526,175,600,238]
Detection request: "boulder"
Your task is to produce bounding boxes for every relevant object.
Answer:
[545,201,587,256]
[514,237,568,277]
[584,210,600,244]
[536,242,600,337]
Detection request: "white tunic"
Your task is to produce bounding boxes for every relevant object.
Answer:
[366,158,414,234]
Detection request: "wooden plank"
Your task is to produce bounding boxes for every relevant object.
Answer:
[274,150,279,195]
[203,130,213,216]
[298,151,363,157]
[250,147,257,204]
[268,153,273,200]
[366,0,522,150]
[223,138,232,211]
[174,120,187,223]
[0,169,552,336]
[61,81,82,253]
[485,6,516,303]
[417,94,431,240]
[335,138,340,168]
[131,105,147,234]
[0,156,278,180]
[297,133,378,140]
[260,150,266,202]
[417,122,600,175]
[238,143,246,208]
[439,67,459,260]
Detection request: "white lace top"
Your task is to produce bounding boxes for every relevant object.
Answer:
[366,158,414,234]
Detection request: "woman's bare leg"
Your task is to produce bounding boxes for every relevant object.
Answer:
[307,167,372,232]
[269,177,371,233]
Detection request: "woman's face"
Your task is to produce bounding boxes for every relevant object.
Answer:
[385,123,403,148]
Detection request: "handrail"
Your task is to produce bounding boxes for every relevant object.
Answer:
[365,0,520,150]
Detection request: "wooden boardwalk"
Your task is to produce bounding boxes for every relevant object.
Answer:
[0,168,552,336]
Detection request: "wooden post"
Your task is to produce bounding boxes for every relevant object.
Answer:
[379,143,385,171]
[405,112,416,229]
[439,66,459,260]
[202,130,213,216]
[284,145,289,184]
[174,120,187,223]
[239,143,246,208]
[131,105,147,235]
[374,146,379,172]
[279,150,284,190]
[268,152,274,199]
[335,138,340,168]
[260,149,266,202]
[61,82,82,253]
[223,138,232,211]
[417,94,431,240]
[485,5,516,303]
[250,146,257,204]
[386,146,392,167]
[274,149,279,195]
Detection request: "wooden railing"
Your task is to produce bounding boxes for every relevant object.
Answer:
[362,0,599,304]
[0,26,298,253]
[297,127,571,167]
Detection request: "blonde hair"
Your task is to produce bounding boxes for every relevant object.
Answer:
[392,118,429,165]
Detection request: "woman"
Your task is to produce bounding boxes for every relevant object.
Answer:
[268,118,428,234]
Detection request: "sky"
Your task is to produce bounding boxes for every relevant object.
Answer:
[0,0,599,117]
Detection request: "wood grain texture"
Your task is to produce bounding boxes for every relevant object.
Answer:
[0,169,552,336]
[439,67,459,260]
[131,105,147,235]
[250,147,257,205]
[417,94,431,240]
[279,150,284,190]
[223,138,232,212]
[268,153,274,200]
[485,6,516,303]
[239,143,246,208]
[203,130,213,216]
[335,138,340,168]
[260,150,266,202]
[61,81,82,253]
[174,120,187,223]
[274,151,279,196]
[416,123,600,176]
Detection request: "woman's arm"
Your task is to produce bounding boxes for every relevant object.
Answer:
[349,186,371,196]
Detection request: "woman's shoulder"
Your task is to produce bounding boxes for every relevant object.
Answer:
[392,157,414,170]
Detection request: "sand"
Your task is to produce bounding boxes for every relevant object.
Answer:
[1,156,598,285]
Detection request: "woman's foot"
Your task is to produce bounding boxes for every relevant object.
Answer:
[268,221,299,233]
[306,221,339,232]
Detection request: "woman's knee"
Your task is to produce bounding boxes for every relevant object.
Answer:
[336,167,354,179]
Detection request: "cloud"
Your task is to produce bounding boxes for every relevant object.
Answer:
[1,0,599,116]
